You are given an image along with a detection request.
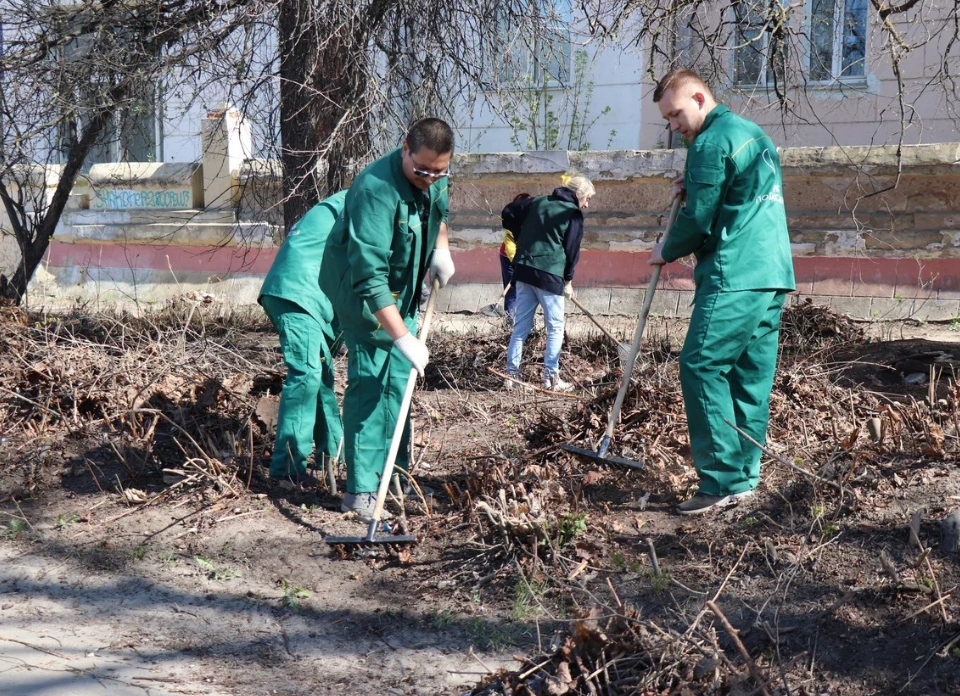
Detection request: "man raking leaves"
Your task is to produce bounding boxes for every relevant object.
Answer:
[648,68,796,515]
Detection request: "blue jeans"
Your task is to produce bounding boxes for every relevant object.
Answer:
[499,254,517,317]
[506,281,565,379]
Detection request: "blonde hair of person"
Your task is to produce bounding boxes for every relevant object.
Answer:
[560,173,595,202]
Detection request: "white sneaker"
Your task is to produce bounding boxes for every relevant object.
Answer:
[543,375,574,392]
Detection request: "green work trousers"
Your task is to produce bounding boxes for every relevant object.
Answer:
[679,289,787,496]
[342,332,414,495]
[261,296,343,478]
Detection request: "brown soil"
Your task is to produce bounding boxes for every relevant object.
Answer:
[1,300,959,696]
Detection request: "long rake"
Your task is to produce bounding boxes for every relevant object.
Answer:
[326,277,441,550]
[562,195,682,469]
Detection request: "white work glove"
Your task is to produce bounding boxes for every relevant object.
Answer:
[563,281,574,299]
[430,247,456,288]
[393,332,429,377]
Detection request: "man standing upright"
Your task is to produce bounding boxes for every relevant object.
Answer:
[648,68,795,515]
[320,118,455,522]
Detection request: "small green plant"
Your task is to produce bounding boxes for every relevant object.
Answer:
[129,545,148,561]
[158,550,176,565]
[7,518,26,540]
[821,523,841,539]
[465,616,528,651]
[950,315,960,332]
[428,608,456,628]
[280,579,311,609]
[740,516,760,528]
[648,570,671,594]
[951,646,960,659]
[55,513,80,530]
[557,512,588,546]
[512,578,545,621]
[610,551,626,570]
[194,555,240,581]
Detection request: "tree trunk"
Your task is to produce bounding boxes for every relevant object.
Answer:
[278,1,370,231]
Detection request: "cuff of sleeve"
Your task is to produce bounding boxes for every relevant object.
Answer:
[365,287,397,313]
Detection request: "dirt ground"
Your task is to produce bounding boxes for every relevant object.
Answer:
[2,301,960,696]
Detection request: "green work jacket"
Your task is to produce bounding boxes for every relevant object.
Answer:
[319,148,449,348]
[663,104,795,294]
[512,191,583,280]
[258,191,347,339]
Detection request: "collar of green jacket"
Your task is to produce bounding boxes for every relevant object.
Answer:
[387,148,418,203]
[700,104,730,135]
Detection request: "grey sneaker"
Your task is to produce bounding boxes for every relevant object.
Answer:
[676,493,736,515]
[543,375,574,392]
[341,492,393,523]
[505,373,532,392]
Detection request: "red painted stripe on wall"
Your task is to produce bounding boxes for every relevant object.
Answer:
[46,241,278,275]
[44,241,960,298]
[448,249,960,297]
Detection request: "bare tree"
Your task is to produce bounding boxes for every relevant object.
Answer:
[0,0,577,305]
[0,0,265,304]
[5,0,954,306]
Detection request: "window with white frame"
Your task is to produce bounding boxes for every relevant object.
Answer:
[494,0,572,86]
[56,34,162,167]
[732,2,787,88]
[809,0,867,81]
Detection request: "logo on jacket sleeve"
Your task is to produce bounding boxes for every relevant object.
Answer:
[757,183,784,204]
[756,149,784,204]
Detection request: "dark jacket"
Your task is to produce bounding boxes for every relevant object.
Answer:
[503,187,583,295]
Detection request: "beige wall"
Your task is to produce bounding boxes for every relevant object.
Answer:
[7,108,960,321]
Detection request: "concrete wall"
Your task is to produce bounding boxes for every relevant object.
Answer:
[10,109,960,321]
[446,144,960,321]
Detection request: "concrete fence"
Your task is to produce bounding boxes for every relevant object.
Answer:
[3,106,959,321]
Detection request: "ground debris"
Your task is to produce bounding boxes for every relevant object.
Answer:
[779,298,866,353]
[466,605,725,696]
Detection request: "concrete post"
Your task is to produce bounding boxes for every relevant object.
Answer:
[200,105,252,210]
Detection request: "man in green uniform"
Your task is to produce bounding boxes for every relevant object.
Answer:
[320,118,455,522]
[648,68,795,515]
[258,191,347,482]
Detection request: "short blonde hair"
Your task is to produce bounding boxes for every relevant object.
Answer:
[561,173,595,202]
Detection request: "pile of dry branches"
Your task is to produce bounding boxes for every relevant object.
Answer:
[0,302,279,497]
[468,602,773,696]
[779,298,866,354]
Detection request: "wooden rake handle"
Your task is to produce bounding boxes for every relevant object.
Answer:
[366,277,442,534]
[602,195,683,442]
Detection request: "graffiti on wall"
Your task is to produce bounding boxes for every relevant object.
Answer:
[92,188,194,210]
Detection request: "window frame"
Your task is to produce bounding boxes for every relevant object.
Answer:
[491,2,573,89]
[730,3,786,90]
[808,0,868,85]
